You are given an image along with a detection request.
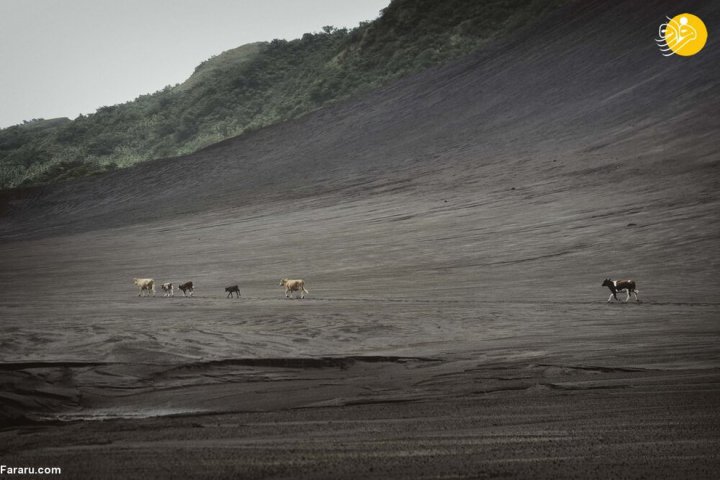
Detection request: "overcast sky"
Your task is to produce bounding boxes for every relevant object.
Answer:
[0,0,390,128]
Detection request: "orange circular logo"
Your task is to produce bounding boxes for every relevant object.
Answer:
[657,13,708,57]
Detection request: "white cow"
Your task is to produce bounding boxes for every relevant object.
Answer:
[280,278,309,299]
[133,278,156,297]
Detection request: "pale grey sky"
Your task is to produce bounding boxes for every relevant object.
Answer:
[0,0,390,128]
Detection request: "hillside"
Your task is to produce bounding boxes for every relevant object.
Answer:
[0,0,564,189]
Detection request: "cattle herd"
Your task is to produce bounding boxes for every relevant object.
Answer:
[134,277,639,302]
[132,278,310,299]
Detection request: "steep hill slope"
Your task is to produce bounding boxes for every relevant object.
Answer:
[1,0,718,304]
[0,0,563,189]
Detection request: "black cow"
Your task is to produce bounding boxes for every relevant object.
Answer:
[225,285,241,298]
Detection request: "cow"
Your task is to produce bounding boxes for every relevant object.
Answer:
[602,278,640,303]
[161,282,174,297]
[225,285,241,298]
[179,281,194,297]
[280,278,309,299]
[133,278,156,297]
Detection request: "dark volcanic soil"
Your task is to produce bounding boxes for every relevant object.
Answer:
[1,0,719,478]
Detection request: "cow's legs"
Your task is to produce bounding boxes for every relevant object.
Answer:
[633,289,640,302]
[607,293,614,302]
[624,289,631,302]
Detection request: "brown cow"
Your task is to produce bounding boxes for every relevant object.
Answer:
[179,281,194,297]
[280,278,309,299]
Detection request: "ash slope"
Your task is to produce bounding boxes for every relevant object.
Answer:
[2,1,719,302]
[1,0,717,235]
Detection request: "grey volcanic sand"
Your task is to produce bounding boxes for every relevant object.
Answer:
[1,0,719,478]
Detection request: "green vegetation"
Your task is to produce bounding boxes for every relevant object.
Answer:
[0,0,565,189]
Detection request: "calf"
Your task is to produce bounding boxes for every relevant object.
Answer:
[133,278,155,297]
[602,278,640,303]
[161,282,174,297]
[179,281,194,297]
[225,285,241,298]
[280,278,309,299]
